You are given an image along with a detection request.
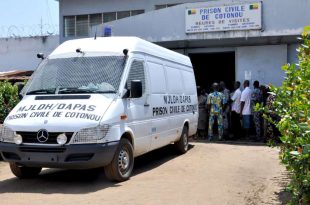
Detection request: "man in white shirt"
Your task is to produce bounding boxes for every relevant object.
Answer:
[240,80,252,139]
[231,81,242,139]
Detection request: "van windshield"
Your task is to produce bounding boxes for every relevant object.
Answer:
[24,56,125,95]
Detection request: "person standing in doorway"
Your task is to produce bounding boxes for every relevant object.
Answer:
[231,81,242,139]
[197,88,208,139]
[220,81,230,138]
[251,80,263,141]
[240,80,252,139]
[207,83,225,141]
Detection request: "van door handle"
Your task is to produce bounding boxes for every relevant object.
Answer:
[144,103,150,107]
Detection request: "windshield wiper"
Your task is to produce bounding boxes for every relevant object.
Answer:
[26,88,56,95]
[58,87,116,94]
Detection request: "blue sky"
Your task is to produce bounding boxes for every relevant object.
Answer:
[0,0,59,37]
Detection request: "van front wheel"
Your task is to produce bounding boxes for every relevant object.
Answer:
[175,126,189,154]
[9,163,42,179]
[104,138,134,182]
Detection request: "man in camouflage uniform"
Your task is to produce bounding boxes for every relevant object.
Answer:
[207,83,225,141]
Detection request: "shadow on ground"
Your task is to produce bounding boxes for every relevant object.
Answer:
[190,138,269,147]
[276,190,291,205]
[0,144,194,195]
[273,173,292,205]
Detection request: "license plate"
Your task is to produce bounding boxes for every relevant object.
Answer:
[23,154,58,162]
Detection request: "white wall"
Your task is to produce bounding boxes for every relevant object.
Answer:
[236,45,287,86]
[0,36,59,71]
[71,0,310,43]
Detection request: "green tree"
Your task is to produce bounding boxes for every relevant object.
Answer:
[262,26,310,204]
[0,81,20,123]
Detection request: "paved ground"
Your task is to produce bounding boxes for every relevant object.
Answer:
[0,141,289,205]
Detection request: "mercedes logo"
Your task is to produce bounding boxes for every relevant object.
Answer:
[37,129,49,143]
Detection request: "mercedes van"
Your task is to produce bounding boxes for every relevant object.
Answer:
[0,37,198,181]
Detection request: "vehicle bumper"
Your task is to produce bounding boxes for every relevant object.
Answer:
[0,141,118,169]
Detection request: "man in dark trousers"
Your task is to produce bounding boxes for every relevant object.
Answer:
[231,81,242,139]
[251,80,263,141]
[240,80,252,139]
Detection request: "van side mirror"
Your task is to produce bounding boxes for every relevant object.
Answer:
[130,80,142,98]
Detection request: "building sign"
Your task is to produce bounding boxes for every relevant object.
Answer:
[185,2,262,33]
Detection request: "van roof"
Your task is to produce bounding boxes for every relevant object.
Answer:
[50,37,192,67]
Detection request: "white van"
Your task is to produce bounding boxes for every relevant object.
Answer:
[0,37,198,181]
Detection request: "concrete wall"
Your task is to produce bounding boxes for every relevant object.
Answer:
[57,0,305,86]
[59,0,205,42]
[287,43,299,64]
[0,36,59,71]
[97,0,310,43]
[236,45,287,86]
[59,0,198,14]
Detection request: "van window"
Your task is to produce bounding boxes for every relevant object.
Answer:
[24,56,125,95]
[127,60,146,94]
[182,70,196,94]
[165,66,183,93]
[147,62,166,94]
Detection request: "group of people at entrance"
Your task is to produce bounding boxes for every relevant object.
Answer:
[197,80,278,141]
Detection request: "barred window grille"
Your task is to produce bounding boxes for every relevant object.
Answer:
[117,11,130,20]
[76,15,89,36]
[131,10,144,16]
[63,9,145,37]
[90,13,102,27]
[64,16,75,37]
[127,60,146,95]
[23,56,125,95]
[103,12,116,23]
[155,3,180,10]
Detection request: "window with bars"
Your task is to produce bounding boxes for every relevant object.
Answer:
[103,12,116,23]
[155,3,180,10]
[90,13,102,27]
[131,10,144,16]
[63,9,145,37]
[76,15,89,36]
[24,56,126,95]
[117,11,130,20]
[127,60,146,95]
[64,16,75,37]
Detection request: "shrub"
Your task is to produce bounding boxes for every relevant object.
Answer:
[0,81,20,123]
[261,27,310,204]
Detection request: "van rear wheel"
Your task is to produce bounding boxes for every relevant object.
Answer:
[175,126,189,154]
[9,163,42,179]
[104,138,134,182]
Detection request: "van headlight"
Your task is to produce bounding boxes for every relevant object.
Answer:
[72,124,110,144]
[57,133,67,145]
[0,126,16,143]
[14,134,23,145]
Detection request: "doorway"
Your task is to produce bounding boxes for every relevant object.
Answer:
[189,52,235,93]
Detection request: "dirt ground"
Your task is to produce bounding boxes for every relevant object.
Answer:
[0,141,289,205]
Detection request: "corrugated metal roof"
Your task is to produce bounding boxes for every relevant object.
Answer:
[0,70,33,80]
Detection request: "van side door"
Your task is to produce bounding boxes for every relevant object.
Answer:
[125,58,152,156]
[146,59,172,150]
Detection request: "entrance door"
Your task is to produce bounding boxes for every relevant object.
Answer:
[189,52,235,92]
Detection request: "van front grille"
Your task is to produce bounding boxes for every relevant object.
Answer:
[17,132,73,144]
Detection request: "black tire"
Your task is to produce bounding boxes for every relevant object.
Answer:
[175,126,189,154]
[104,138,134,182]
[9,163,42,179]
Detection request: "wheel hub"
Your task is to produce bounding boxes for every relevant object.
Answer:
[118,150,130,171]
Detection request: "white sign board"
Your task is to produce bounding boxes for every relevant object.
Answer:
[185,2,262,33]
